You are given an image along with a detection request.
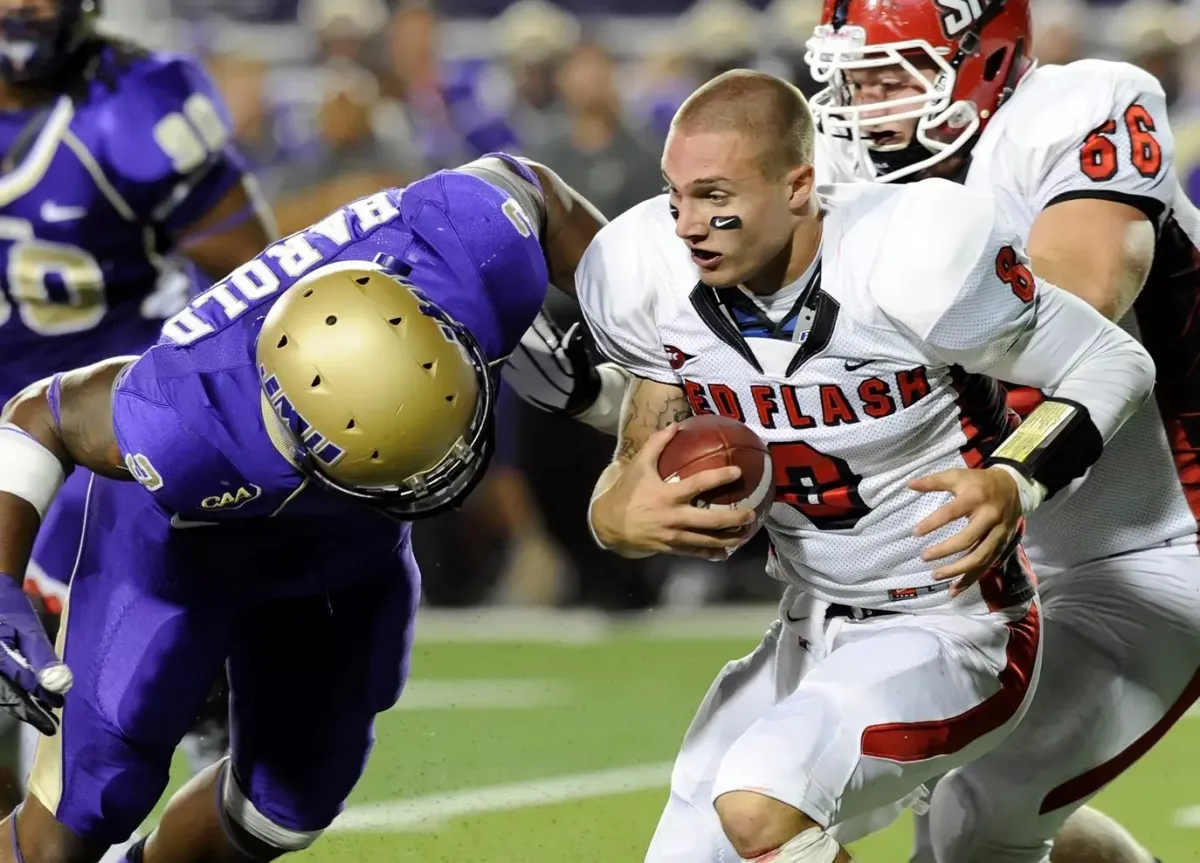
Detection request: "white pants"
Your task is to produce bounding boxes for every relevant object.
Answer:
[645,587,1042,862]
[912,541,1200,863]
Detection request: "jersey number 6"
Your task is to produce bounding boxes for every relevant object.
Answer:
[1079,103,1162,182]
[768,440,871,530]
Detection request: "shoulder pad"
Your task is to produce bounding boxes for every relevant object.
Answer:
[868,179,996,340]
[996,61,1164,154]
[99,52,235,190]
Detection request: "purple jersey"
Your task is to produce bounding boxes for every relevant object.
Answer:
[109,159,547,533]
[0,44,247,403]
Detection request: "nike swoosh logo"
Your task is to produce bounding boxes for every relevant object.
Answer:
[711,217,739,229]
[40,202,87,223]
[169,514,218,529]
[844,359,874,371]
[784,611,803,623]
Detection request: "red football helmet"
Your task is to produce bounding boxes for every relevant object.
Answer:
[805,0,1034,182]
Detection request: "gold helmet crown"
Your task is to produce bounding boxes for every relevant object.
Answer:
[256,260,497,519]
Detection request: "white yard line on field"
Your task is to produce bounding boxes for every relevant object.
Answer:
[389,678,570,711]
[1172,806,1200,828]
[413,605,777,644]
[328,762,674,833]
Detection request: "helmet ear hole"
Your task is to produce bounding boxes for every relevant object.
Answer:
[983,47,1008,82]
[355,276,370,285]
[277,335,288,348]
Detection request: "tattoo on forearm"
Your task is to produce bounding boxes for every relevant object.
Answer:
[615,387,692,462]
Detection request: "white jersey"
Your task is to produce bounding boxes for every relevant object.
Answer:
[576,179,1153,611]
[819,59,1200,569]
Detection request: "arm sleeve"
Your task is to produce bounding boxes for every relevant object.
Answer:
[875,179,1155,444]
[979,285,1155,444]
[574,216,680,385]
[105,53,251,236]
[1023,62,1177,221]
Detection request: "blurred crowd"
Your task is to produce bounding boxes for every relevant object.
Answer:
[99,0,1200,611]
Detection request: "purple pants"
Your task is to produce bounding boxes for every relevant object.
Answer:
[26,468,90,598]
[27,476,420,847]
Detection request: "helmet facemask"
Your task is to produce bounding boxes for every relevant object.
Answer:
[806,23,980,183]
[0,0,97,85]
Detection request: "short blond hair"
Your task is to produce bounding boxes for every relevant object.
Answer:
[671,69,815,178]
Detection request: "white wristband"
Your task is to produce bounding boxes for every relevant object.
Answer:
[575,363,628,435]
[992,463,1047,517]
[0,424,66,519]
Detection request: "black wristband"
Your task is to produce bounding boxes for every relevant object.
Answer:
[985,397,1103,498]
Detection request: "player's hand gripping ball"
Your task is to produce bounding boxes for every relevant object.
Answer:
[657,415,776,552]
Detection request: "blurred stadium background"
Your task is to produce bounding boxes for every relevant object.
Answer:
[96,0,1200,858]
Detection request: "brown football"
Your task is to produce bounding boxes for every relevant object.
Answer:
[657,414,776,532]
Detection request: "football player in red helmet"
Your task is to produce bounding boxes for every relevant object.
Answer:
[806,1,1200,862]
[806,0,1034,184]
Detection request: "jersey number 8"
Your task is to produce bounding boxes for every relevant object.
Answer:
[0,216,105,335]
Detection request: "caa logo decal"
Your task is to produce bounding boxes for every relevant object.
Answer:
[201,484,262,511]
[663,344,695,371]
[934,0,989,38]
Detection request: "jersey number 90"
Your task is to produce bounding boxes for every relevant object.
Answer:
[0,216,105,335]
[152,93,230,174]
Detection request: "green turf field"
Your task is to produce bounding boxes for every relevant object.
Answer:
[264,607,1198,862]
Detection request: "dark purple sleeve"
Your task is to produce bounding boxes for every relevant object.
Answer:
[110,350,232,512]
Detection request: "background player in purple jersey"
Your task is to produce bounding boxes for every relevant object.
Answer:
[0,0,275,808]
[0,152,607,863]
[0,0,274,603]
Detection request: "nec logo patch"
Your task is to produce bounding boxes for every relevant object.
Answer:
[663,345,695,370]
[201,484,263,511]
[260,366,346,468]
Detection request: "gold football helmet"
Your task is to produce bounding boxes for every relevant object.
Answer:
[256,260,497,519]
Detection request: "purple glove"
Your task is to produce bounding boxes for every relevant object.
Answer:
[0,574,72,735]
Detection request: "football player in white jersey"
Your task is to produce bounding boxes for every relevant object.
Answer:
[568,69,1154,863]
[804,0,1200,860]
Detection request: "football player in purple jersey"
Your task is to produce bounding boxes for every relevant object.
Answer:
[0,0,275,812]
[0,152,623,863]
